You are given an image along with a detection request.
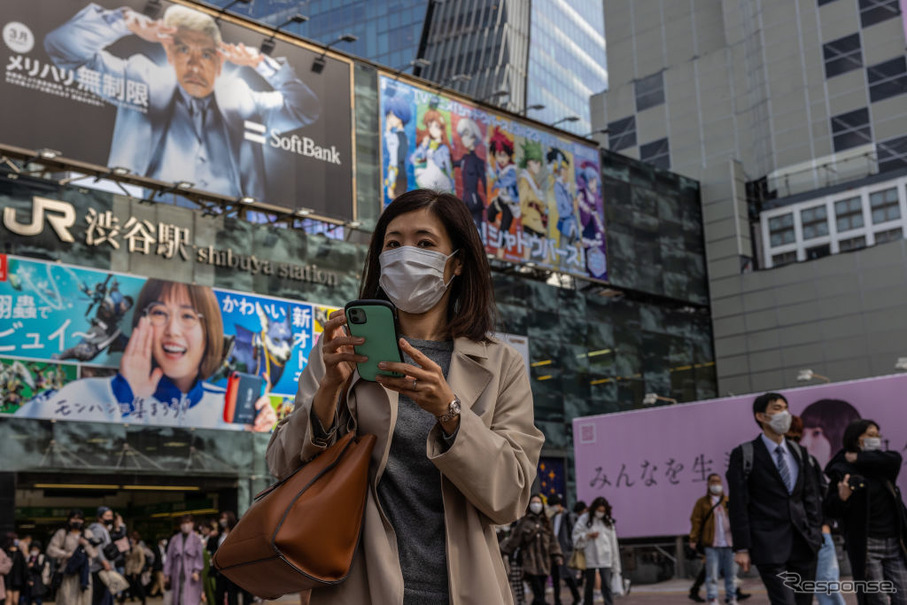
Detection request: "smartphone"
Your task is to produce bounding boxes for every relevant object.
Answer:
[344,299,404,381]
[224,371,266,424]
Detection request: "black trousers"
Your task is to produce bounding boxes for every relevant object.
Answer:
[525,574,548,605]
[126,573,145,605]
[91,571,111,605]
[756,557,818,605]
[214,574,239,605]
[551,561,581,603]
[583,567,612,605]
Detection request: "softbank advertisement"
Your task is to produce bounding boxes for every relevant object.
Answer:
[0,0,354,219]
[574,374,907,538]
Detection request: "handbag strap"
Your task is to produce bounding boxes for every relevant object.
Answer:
[697,499,722,544]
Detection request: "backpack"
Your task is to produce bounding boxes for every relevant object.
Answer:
[741,439,816,480]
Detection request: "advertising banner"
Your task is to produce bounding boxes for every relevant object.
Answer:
[0,254,338,431]
[0,0,354,218]
[379,76,607,282]
[573,375,907,538]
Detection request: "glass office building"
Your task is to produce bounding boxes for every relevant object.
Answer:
[526,0,608,136]
[212,0,607,135]
[212,0,429,71]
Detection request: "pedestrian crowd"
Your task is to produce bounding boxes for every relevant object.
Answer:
[0,509,251,605]
[685,391,907,605]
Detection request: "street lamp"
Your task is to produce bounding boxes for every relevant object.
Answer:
[391,58,431,76]
[480,89,509,102]
[642,393,678,406]
[312,34,358,73]
[583,128,610,138]
[551,116,580,128]
[260,14,308,55]
[796,369,830,383]
[440,73,471,87]
[521,104,545,116]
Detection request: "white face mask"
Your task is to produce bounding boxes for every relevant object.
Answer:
[378,247,458,314]
[862,436,882,451]
[529,502,543,515]
[594,511,606,520]
[709,484,723,495]
[765,410,792,434]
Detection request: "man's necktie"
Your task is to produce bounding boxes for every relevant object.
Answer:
[190,98,207,141]
[775,445,793,494]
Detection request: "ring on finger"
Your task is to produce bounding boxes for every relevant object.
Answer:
[412,378,418,390]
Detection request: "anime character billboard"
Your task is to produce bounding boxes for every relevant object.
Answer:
[379,76,608,282]
[0,255,330,431]
[0,0,354,219]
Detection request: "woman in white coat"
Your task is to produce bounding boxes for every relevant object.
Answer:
[572,496,621,605]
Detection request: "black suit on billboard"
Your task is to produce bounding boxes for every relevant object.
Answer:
[726,436,823,605]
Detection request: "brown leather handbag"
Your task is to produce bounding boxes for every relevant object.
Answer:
[212,430,376,598]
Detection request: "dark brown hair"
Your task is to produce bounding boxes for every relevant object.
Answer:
[586,496,614,528]
[133,279,224,380]
[802,399,861,454]
[842,419,879,453]
[359,189,497,342]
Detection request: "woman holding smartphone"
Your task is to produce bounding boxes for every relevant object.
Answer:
[267,189,545,604]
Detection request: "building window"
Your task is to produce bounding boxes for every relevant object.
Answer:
[834,197,864,232]
[859,0,901,28]
[801,205,829,240]
[639,137,670,170]
[875,227,903,243]
[772,251,798,267]
[868,57,907,103]
[769,213,795,246]
[877,135,907,172]
[805,244,832,260]
[823,34,863,78]
[838,235,867,251]
[831,108,872,152]
[608,116,636,151]
[635,72,665,112]
[869,188,901,223]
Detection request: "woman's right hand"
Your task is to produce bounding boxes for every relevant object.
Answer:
[588,531,600,539]
[319,311,366,390]
[310,311,366,429]
[120,317,163,399]
[838,473,853,502]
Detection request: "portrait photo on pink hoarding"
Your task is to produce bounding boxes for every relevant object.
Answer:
[573,374,907,538]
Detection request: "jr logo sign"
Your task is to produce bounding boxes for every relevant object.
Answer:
[2,196,75,242]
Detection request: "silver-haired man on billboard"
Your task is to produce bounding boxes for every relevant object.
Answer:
[45,3,320,202]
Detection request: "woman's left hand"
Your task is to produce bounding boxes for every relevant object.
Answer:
[250,374,277,432]
[374,338,456,418]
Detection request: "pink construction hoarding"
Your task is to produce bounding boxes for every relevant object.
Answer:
[573,373,907,539]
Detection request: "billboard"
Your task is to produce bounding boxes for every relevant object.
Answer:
[379,76,608,282]
[573,374,907,538]
[0,0,354,219]
[1,254,338,431]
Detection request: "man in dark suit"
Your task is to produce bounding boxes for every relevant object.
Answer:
[548,494,582,605]
[726,392,823,605]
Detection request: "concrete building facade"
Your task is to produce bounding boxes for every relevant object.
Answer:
[593,0,907,395]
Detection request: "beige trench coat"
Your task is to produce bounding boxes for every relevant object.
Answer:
[266,336,544,605]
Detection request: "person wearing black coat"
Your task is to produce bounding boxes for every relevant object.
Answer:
[824,419,907,605]
[726,393,823,605]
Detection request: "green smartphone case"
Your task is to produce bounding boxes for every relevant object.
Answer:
[344,300,404,381]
